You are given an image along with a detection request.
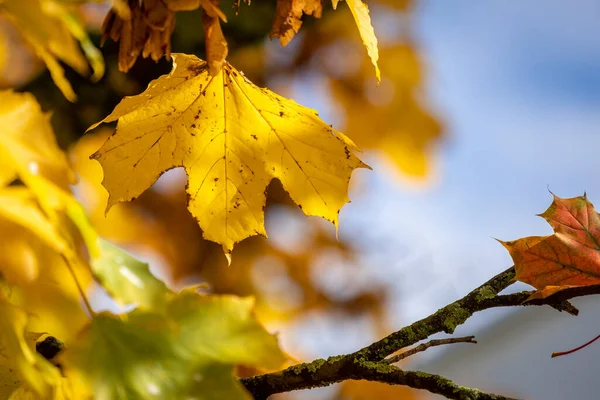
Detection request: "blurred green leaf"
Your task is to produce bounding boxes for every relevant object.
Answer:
[169,291,287,369]
[63,292,286,399]
[62,311,185,400]
[92,239,169,310]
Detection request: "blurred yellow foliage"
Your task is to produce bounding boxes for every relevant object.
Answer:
[268,0,442,179]
[0,91,74,189]
[2,0,103,100]
[330,45,441,178]
[338,379,417,399]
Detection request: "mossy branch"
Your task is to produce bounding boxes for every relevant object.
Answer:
[240,266,594,399]
[349,363,516,400]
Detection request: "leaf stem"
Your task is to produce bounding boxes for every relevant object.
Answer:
[552,334,600,358]
[62,254,95,317]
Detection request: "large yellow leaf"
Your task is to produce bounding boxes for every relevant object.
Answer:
[333,0,380,83]
[90,54,368,256]
[0,90,74,189]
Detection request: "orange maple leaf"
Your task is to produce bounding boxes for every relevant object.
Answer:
[501,194,600,300]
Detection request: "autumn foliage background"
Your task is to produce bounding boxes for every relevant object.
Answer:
[2,0,600,399]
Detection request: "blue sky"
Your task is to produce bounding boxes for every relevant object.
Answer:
[268,0,600,368]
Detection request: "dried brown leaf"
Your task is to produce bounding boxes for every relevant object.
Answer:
[201,0,228,75]
[101,0,175,72]
[270,0,323,46]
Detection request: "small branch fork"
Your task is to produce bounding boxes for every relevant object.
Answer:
[385,335,477,364]
[240,267,600,400]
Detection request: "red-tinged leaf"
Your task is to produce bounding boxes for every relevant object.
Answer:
[539,194,600,249]
[501,194,600,291]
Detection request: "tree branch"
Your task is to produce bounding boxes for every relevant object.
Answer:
[240,266,597,399]
[353,363,516,400]
[242,361,517,400]
[385,336,477,364]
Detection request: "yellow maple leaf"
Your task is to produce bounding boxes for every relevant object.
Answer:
[333,0,380,83]
[90,54,368,257]
[0,90,74,189]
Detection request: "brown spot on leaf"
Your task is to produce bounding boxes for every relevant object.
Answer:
[187,62,206,76]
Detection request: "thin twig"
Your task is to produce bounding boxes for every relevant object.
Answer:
[552,334,600,358]
[386,336,477,364]
[61,255,95,317]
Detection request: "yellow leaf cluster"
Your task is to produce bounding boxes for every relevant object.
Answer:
[0,90,94,398]
[2,0,104,101]
[90,54,368,256]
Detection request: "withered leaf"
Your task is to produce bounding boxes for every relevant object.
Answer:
[502,194,600,300]
[270,0,323,46]
[101,0,175,72]
[201,0,228,75]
